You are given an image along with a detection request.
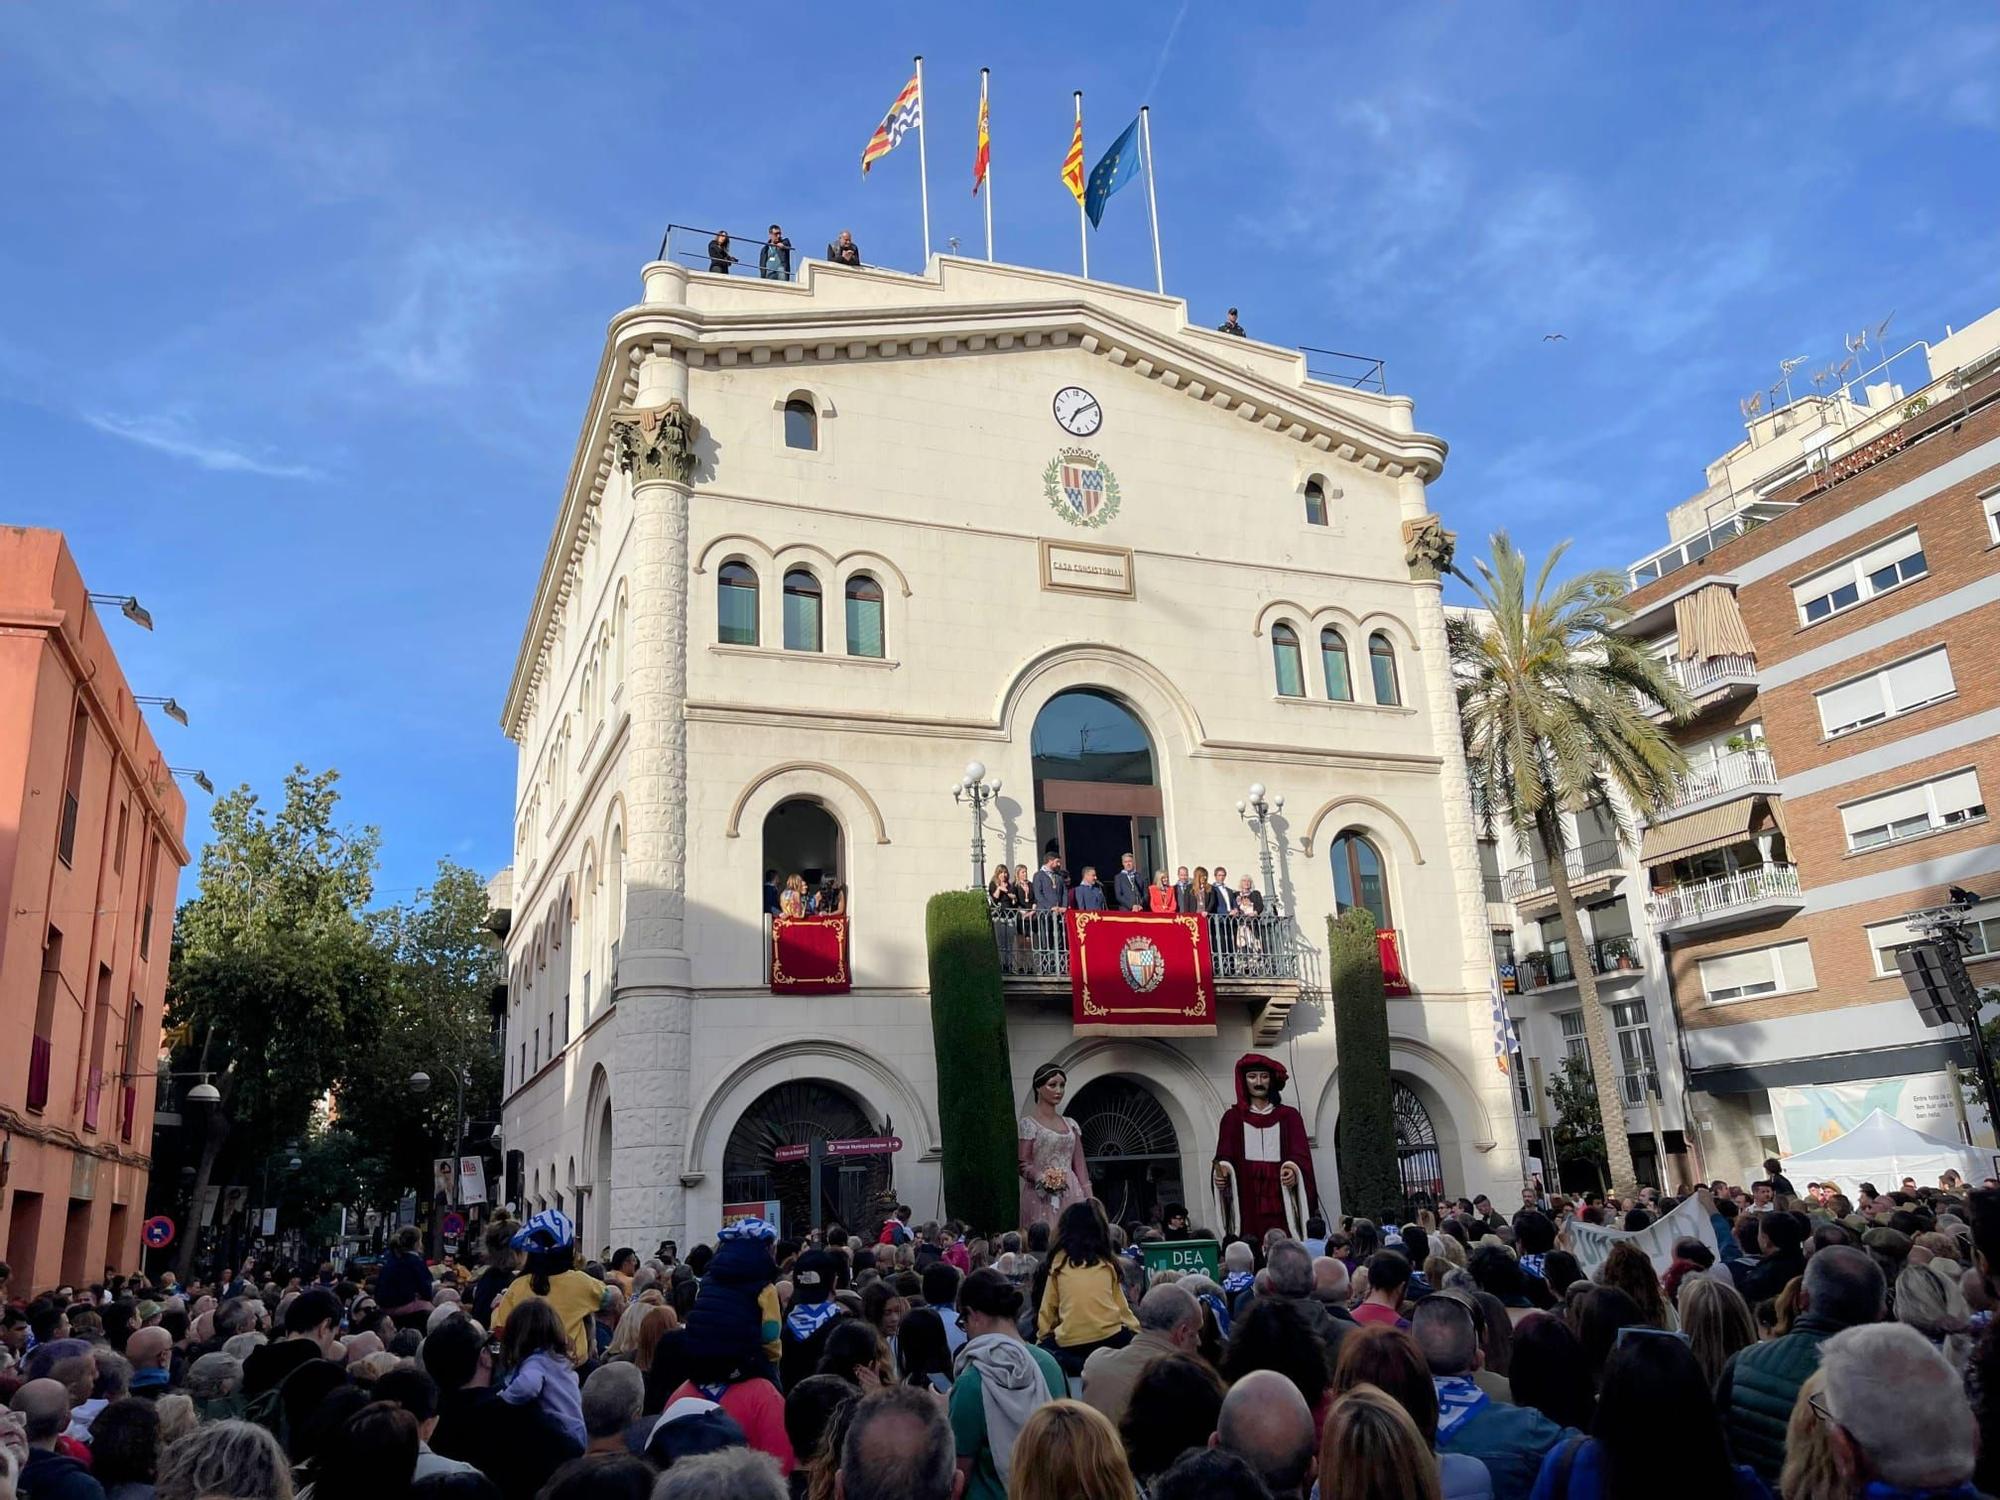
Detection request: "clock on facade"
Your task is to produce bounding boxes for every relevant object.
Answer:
[1052,386,1103,437]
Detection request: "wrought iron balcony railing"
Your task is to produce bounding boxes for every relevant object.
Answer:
[990,908,1302,983]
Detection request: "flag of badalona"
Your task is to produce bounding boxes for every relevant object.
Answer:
[1061,117,1085,204]
[1489,980,1521,1076]
[1083,115,1141,228]
[973,93,991,195]
[862,72,922,175]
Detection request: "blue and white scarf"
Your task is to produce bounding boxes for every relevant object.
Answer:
[1433,1375,1490,1440]
[785,1301,842,1340]
[1519,1252,1548,1281]
[1198,1291,1231,1340]
[1222,1270,1255,1296]
[720,1217,777,1242]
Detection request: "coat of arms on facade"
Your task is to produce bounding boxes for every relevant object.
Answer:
[1042,448,1122,529]
[1118,935,1166,994]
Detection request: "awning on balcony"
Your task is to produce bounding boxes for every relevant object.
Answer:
[1674,585,1756,663]
[1641,796,1768,866]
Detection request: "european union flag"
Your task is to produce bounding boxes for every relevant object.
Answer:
[1083,115,1141,229]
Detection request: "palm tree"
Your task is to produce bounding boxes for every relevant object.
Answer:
[1449,533,1690,1196]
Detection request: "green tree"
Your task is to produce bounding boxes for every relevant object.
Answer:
[1549,1054,1609,1194]
[1330,908,1401,1222]
[167,766,387,1276]
[1450,534,1689,1197]
[924,890,1018,1233]
[330,862,504,1216]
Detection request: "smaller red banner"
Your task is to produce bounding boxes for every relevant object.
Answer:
[1068,910,1217,1037]
[1380,927,1411,996]
[771,914,851,994]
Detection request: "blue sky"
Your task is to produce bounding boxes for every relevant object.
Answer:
[4,4,1996,895]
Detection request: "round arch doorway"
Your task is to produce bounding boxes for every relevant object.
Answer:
[722,1080,892,1236]
[763,798,843,909]
[1069,1076,1182,1230]
[1031,689,1164,891]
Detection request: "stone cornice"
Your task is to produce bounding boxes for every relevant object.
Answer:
[502,260,1450,739]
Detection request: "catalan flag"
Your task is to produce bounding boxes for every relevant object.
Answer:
[862,72,922,175]
[973,93,991,195]
[1061,116,1085,204]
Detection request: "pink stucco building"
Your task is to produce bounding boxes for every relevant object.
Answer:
[0,527,187,1293]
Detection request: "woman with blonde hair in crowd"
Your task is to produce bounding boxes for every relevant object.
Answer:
[1009,1399,1138,1500]
[1319,1385,1443,1500]
[1678,1274,1757,1389]
[1778,1370,1845,1500]
[1596,1241,1675,1331]
[1897,1261,1973,1370]
[1771,1275,1805,1338]
[157,1419,295,1500]
[781,873,808,917]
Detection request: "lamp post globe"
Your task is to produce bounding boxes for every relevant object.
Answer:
[965,760,986,784]
[186,1080,221,1106]
[1249,783,1265,803]
[409,1071,433,1095]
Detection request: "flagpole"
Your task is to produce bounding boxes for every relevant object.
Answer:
[1139,105,1164,294]
[1074,92,1089,280]
[980,68,993,262]
[914,54,933,266]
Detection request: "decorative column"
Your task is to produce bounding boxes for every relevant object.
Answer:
[1401,483,1519,1176]
[606,262,700,1247]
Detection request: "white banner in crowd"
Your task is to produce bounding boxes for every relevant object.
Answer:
[1565,1192,1719,1279]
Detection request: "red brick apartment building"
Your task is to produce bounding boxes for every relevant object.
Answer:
[0,528,188,1292]
[1618,310,2000,1173]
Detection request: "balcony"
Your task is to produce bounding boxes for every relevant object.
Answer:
[1502,839,1625,915]
[1658,746,1780,817]
[1640,654,1759,721]
[1620,1069,1662,1110]
[1516,936,1644,994]
[1627,501,1798,590]
[1648,862,1804,933]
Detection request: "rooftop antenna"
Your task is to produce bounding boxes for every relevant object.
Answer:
[1845,329,1868,357]
[1778,355,1810,406]
[1875,311,1896,347]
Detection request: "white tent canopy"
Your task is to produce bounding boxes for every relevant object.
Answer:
[1782,1107,1989,1191]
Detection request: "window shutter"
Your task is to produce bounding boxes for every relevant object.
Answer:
[1841,784,1932,840]
[1887,649,1954,710]
[1932,769,1984,819]
[1816,673,1886,734]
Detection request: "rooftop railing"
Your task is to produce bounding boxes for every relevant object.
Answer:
[1627,502,1799,589]
[1298,347,1388,394]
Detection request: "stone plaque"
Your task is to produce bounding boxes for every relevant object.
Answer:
[1040,539,1135,599]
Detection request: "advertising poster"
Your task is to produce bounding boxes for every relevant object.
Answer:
[1770,1072,1985,1155]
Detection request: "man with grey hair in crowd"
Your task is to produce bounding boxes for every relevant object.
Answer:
[837,1385,962,1500]
[1083,1283,1201,1429]
[1259,1240,1347,1357]
[657,1446,789,1500]
[1818,1322,1978,1495]
[1211,1369,1317,1500]
[1718,1243,1885,1486]
[580,1361,644,1455]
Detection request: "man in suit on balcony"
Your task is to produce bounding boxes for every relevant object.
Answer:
[1075,867,1109,909]
[1114,853,1148,912]
[1032,852,1069,912]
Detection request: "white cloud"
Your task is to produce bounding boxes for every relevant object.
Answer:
[355,231,553,391]
[82,411,325,479]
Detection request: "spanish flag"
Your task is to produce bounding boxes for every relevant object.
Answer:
[1061,116,1085,204]
[973,94,991,195]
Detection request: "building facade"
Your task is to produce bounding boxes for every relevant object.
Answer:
[497,254,1523,1250]
[1618,309,2000,1180]
[0,528,188,1291]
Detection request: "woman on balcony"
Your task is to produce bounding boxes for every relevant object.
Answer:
[1148,870,1177,912]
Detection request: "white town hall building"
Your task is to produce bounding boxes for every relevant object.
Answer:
[495,250,1522,1251]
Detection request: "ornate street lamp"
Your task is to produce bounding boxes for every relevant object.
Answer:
[1235,783,1285,908]
[951,760,1002,891]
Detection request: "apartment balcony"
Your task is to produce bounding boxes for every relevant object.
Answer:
[1626,501,1799,590]
[1515,936,1644,996]
[1640,653,1759,721]
[1648,862,1804,934]
[1657,746,1780,819]
[1501,839,1626,918]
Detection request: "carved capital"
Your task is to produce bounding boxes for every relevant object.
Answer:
[1402,513,1456,583]
[610,401,701,485]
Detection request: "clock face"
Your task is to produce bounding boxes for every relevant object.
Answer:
[1052,386,1103,437]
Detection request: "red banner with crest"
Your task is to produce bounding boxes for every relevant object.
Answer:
[1067,911,1217,1037]
[770,915,850,994]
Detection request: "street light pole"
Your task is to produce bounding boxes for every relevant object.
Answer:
[951,761,1002,891]
[1236,783,1285,909]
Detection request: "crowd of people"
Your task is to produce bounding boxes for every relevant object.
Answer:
[762,871,848,919]
[5,1161,2000,1500]
[702,226,863,281]
[988,853,1272,920]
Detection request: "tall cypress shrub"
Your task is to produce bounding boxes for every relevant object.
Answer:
[925,890,1018,1233]
[1330,908,1401,1222]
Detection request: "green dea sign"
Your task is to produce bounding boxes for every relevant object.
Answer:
[1140,1239,1220,1280]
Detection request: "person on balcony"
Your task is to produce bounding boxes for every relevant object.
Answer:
[1114,853,1148,911]
[1031,853,1069,913]
[706,231,737,274]
[779,874,807,918]
[1173,866,1195,912]
[810,879,846,916]
[759,224,793,280]
[762,869,782,916]
[1208,867,1234,914]
[1234,877,1266,916]
[826,230,863,267]
[988,864,1026,910]
[1148,871,1177,913]
[1074,868,1108,910]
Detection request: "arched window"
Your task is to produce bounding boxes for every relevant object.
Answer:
[718,561,759,646]
[1304,479,1328,526]
[1321,627,1353,701]
[784,398,817,451]
[1272,623,1305,698]
[845,574,885,658]
[1331,830,1392,929]
[1369,631,1401,706]
[612,584,628,686]
[605,825,624,983]
[783,569,823,652]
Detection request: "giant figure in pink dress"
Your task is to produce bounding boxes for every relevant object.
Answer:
[1018,1062,1091,1232]
[1211,1052,1320,1242]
